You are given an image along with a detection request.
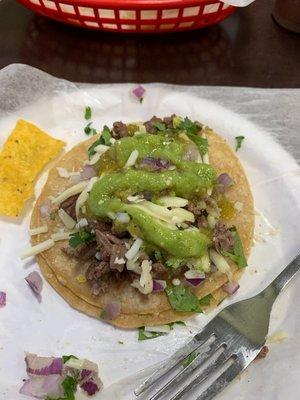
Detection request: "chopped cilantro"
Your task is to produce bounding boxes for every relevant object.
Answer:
[187,133,208,157]
[84,122,97,136]
[61,376,76,400]
[165,285,203,313]
[223,227,247,268]
[165,258,183,269]
[100,309,107,319]
[179,117,198,136]
[199,294,213,306]
[152,121,166,131]
[62,355,78,364]
[182,351,198,368]
[235,136,245,152]
[84,106,92,120]
[138,327,165,341]
[69,229,95,248]
[154,249,163,261]
[87,126,112,157]
[49,211,56,220]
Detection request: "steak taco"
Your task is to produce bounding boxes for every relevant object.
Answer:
[29,115,254,328]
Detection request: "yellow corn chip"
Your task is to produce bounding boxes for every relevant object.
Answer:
[0,119,65,217]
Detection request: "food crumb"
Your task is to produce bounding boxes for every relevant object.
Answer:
[255,345,269,361]
[118,340,124,345]
[267,331,287,344]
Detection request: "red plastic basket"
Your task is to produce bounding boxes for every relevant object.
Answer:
[17,0,236,33]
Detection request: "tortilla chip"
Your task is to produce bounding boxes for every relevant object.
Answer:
[31,130,254,328]
[0,119,65,217]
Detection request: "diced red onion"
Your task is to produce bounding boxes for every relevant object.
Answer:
[80,374,103,396]
[20,375,64,398]
[101,301,121,320]
[25,353,63,376]
[222,282,240,294]
[216,173,233,193]
[80,165,97,180]
[39,203,50,218]
[132,84,146,101]
[25,272,43,301]
[0,291,6,308]
[140,157,171,171]
[153,280,167,293]
[185,277,205,287]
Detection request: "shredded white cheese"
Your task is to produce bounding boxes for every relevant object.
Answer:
[75,177,98,219]
[58,209,76,230]
[20,239,55,260]
[75,218,88,229]
[86,144,110,166]
[51,232,72,241]
[131,259,153,294]
[107,212,117,220]
[51,181,88,205]
[172,278,181,286]
[127,195,144,203]
[29,225,48,236]
[209,249,233,281]
[125,238,143,260]
[157,196,188,208]
[56,167,80,179]
[125,149,139,168]
[114,257,126,265]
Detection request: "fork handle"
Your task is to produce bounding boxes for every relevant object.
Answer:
[270,253,300,295]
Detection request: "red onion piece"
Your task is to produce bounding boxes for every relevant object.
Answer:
[185,277,206,287]
[25,272,43,302]
[216,173,233,193]
[25,353,63,376]
[0,291,6,308]
[39,202,50,218]
[153,280,167,293]
[80,374,103,396]
[80,165,97,180]
[222,282,240,294]
[101,301,121,320]
[140,157,172,171]
[20,375,64,398]
[132,84,146,101]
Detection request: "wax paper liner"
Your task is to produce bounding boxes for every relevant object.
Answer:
[0,64,299,400]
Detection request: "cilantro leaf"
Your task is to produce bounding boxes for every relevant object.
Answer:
[223,227,247,268]
[154,249,163,261]
[186,133,208,156]
[84,106,92,120]
[62,355,78,364]
[138,327,165,341]
[235,136,245,152]
[84,122,97,136]
[152,121,166,131]
[165,258,183,269]
[165,285,203,313]
[182,351,198,368]
[61,376,76,400]
[87,126,112,158]
[199,294,213,306]
[69,229,95,248]
[179,117,198,136]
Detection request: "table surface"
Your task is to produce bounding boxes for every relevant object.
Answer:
[1,0,299,87]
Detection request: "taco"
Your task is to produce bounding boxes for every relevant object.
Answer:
[29,116,254,328]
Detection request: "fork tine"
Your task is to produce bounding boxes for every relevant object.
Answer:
[195,356,244,400]
[134,326,214,396]
[148,340,221,400]
[169,348,231,400]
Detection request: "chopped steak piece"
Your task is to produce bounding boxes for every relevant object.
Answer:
[105,233,123,245]
[109,244,127,272]
[112,121,129,139]
[62,241,97,261]
[187,201,207,217]
[95,230,111,248]
[60,194,79,220]
[213,221,235,252]
[196,215,209,229]
[138,253,149,263]
[86,260,110,281]
[144,116,164,134]
[255,346,269,360]
[152,262,167,278]
[88,220,111,233]
[163,114,176,129]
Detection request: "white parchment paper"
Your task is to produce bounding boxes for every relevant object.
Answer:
[0,65,299,400]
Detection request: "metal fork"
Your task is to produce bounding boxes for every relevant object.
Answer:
[135,254,300,400]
